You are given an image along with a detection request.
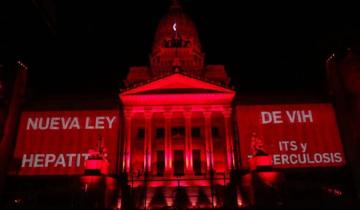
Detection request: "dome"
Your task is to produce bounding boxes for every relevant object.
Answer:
[152,1,202,53]
[150,0,205,76]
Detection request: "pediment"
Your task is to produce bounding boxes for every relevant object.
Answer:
[120,73,234,96]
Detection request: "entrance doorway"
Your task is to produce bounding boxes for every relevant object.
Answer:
[174,150,184,176]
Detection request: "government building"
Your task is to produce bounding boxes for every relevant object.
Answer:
[0,1,359,210]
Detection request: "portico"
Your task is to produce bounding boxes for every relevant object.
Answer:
[120,73,235,178]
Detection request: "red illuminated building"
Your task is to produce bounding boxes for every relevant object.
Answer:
[1,1,360,210]
[120,1,235,208]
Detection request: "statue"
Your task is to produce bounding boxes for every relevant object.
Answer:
[96,134,108,161]
[85,134,109,175]
[250,132,268,157]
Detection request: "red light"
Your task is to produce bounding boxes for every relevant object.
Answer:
[249,156,272,170]
[258,172,279,184]
[116,198,121,209]
[325,187,343,197]
[14,198,23,205]
[237,195,243,208]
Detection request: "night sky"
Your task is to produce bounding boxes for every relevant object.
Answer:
[1,0,360,97]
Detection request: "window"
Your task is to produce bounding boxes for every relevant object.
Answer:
[212,127,219,138]
[193,150,202,175]
[156,128,165,139]
[171,127,185,137]
[157,151,165,176]
[191,127,201,138]
[137,128,145,139]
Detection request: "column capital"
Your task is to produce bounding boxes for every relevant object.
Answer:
[184,111,192,119]
[144,111,153,120]
[164,111,173,119]
[124,111,133,120]
[223,108,232,118]
[203,111,212,119]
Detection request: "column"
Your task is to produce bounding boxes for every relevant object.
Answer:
[164,112,172,175]
[223,109,234,170]
[144,111,153,172]
[204,111,214,171]
[124,112,133,173]
[185,112,193,174]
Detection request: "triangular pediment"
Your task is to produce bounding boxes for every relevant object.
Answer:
[120,73,234,96]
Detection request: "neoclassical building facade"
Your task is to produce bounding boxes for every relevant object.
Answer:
[0,1,355,210]
[119,1,235,207]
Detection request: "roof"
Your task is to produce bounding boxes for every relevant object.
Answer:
[119,73,235,106]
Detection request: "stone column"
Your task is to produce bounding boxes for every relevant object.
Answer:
[204,111,214,171]
[164,112,172,175]
[185,112,193,174]
[144,111,153,173]
[124,111,133,173]
[223,109,234,170]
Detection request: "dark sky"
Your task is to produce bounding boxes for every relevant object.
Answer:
[1,0,360,97]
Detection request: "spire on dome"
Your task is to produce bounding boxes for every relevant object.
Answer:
[170,0,182,9]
